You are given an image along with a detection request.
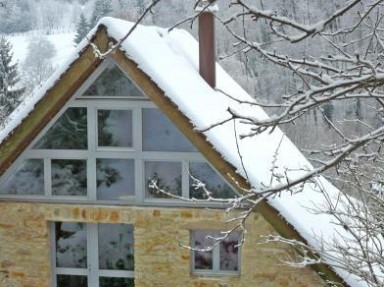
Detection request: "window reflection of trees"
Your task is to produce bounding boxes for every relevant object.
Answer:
[84,65,143,98]
[193,231,240,273]
[98,110,133,147]
[57,275,87,287]
[145,161,182,198]
[0,159,44,195]
[98,224,134,271]
[55,222,87,269]
[100,277,134,287]
[55,222,135,287]
[52,160,87,196]
[34,108,88,149]
[189,162,236,199]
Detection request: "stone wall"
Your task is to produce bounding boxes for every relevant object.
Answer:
[0,202,326,287]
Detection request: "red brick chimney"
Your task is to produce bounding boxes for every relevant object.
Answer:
[196,1,218,88]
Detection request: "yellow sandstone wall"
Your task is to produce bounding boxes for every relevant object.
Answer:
[0,202,326,287]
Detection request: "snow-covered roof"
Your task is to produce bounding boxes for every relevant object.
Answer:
[0,17,369,287]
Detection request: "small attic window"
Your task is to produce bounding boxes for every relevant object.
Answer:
[192,230,241,276]
[83,64,144,98]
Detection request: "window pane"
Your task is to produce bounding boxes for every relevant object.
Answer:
[100,277,134,287]
[34,108,87,149]
[220,232,240,271]
[98,110,133,147]
[142,108,197,152]
[193,231,214,270]
[189,162,236,199]
[57,275,87,287]
[97,159,135,200]
[0,159,44,195]
[83,65,143,97]
[145,161,181,198]
[52,160,87,196]
[99,224,134,271]
[55,222,87,268]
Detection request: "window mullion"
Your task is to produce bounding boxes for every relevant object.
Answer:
[213,232,220,272]
[44,158,52,196]
[88,158,97,201]
[135,108,144,204]
[88,223,99,287]
[134,107,142,153]
[88,107,96,151]
[182,161,189,198]
[88,106,97,201]
[50,222,58,287]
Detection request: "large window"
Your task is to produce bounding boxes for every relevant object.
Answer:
[191,230,241,276]
[0,61,237,205]
[52,222,134,287]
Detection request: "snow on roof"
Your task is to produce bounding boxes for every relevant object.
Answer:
[0,17,370,286]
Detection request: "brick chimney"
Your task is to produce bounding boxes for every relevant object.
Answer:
[196,1,218,88]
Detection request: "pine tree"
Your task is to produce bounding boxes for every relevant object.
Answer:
[74,13,89,44]
[90,0,113,27]
[0,36,24,117]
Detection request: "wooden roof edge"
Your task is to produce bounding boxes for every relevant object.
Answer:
[111,50,349,287]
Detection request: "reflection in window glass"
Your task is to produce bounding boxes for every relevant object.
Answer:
[83,65,143,97]
[194,231,214,270]
[142,109,197,152]
[220,232,240,271]
[0,159,44,195]
[98,110,133,147]
[52,160,87,196]
[98,224,134,271]
[55,222,87,268]
[145,161,181,198]
[57,275,87,287]
[99,277,135,287]
[97,159,135,200]
[193,231,240,273]
[189,162,236,199]
[34,108,87,149]
[100,277,134,287]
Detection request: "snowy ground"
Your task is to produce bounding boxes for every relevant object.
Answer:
[7,31,76,69]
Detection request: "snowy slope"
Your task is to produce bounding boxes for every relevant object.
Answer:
[7,32,76,69]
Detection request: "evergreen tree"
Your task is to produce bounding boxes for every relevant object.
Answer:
[74,13,90,44]
[0,36,24,117]
[90,0,113,27]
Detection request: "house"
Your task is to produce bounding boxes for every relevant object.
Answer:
[0,14,359,287]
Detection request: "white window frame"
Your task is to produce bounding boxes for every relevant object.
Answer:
[50,222,134,287]
[191,230,241,277]
[0,58,238,207]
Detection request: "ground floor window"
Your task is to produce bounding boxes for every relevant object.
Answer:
[52,222,134,287]
[191,230,241,276]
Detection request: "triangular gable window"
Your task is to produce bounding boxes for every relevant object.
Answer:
[0,58,237,203]
[83,64,144,97]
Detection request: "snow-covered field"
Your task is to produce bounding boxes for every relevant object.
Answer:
[7,31,76,69]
